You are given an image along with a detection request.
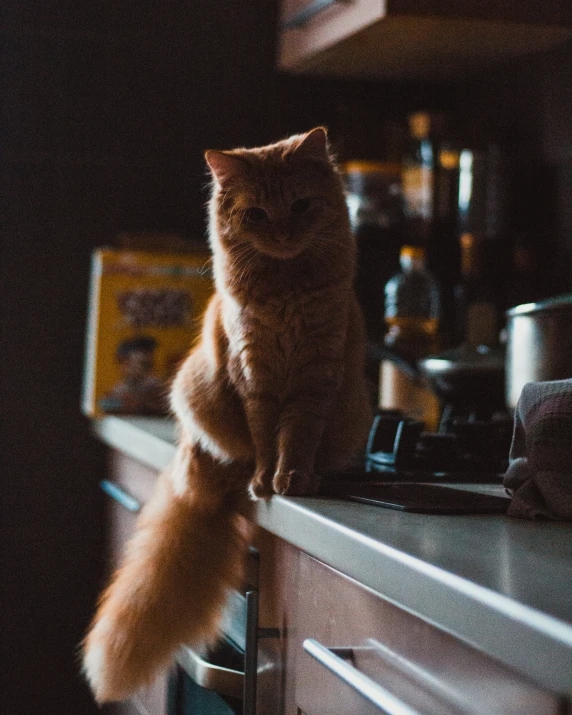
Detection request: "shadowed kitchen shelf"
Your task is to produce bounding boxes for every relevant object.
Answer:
[278,0,572,80]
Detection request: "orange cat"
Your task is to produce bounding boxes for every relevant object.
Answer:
[83,127,372,702]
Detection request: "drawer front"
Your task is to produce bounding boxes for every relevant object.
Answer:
[295,553,564,715]
[103,452,168,715]
[105,452,159,570]
[279,0,384,70]
[109,450,159,506]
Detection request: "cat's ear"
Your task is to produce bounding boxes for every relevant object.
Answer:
[205,150,247,186]
[293,127,329,162]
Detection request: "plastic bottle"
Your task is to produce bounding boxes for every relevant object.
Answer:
[380,245,441,429]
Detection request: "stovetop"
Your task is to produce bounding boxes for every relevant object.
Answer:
[317,410,513,513]
[318,481,509,514]
[363,409,513,484]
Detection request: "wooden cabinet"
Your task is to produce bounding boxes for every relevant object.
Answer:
[278,0,572,79]
[101,452,171,715]
[100,450,569,715]
[255,536,567,715]
[293,553,564,715]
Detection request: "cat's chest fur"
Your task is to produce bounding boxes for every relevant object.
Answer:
[223,286,345,397]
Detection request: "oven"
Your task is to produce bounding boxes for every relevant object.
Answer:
[167,549,277,715]
[168,637,243,715]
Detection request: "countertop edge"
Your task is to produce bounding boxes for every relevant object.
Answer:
[256,496,572,696]
[93,416,177,470]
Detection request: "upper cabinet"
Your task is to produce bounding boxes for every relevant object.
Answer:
[278,0,572,80]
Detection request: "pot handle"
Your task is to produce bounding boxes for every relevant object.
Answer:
[366,342,422,382]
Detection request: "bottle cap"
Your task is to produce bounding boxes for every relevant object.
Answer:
[400,245,426,261]
[408,112,447,140]
[460,232,484,277]
[408,113,430,140]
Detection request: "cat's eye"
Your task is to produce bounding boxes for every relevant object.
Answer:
[291,198,312,215]
[243,207,268,224]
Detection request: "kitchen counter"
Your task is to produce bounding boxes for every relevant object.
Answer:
[93,415,572,698]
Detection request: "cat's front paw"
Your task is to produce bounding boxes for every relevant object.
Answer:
[248,468,274,501]
[272,469,319,496]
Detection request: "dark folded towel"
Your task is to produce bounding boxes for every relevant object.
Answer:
[504,379,572,520]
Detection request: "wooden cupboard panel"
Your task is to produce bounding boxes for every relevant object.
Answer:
[294,553,565,715]
[278,0,572,80]
[254,531,302,715]
[131,673,170,715]
[105,452,159,572]
[103,453,168,715]
[103,673,169,715]
[279,0,384,71]
[100,454,568,715]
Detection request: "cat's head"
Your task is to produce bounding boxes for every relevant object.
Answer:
[205,128,349,261]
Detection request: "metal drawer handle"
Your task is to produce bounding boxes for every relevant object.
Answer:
[303,639,422,715]
[99,480,141,513]
[282,0,349,30]
[244,590,259,715]
[176,643,244,701]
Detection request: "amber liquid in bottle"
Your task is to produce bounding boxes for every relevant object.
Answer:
[380,247,441,430]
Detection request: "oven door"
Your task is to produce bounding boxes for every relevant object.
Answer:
[168,636,244,715]
[168,550,266,715]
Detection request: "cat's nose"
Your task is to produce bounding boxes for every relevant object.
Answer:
[273,232,289,244]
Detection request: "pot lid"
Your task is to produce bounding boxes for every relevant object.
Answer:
[419,344,505,377]
[506,293,572,318]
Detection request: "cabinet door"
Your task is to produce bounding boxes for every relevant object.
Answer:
[294,553,566,715]
[279,0,384,71]
[277,0,572,80]
[102,451,170,715]
[252,530,300,715]
[103,451,158,570]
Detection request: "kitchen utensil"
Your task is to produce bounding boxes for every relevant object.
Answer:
[505,294,572,409]
[418,343,505,424]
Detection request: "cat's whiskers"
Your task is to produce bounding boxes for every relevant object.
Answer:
[226,245,259,292]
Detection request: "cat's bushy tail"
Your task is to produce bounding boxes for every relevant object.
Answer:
[82,445,250,703]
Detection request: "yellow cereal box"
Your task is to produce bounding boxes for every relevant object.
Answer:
[82,249,213,417]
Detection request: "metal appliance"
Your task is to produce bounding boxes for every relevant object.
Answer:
[418,343,505,427]
[318,410,512,513]
[363,409,512,482]
[168,550,279,715]
[505,294,572,409]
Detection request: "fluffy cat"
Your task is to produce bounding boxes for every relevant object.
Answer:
[83,127,371,702]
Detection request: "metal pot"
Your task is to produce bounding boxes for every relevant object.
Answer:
[505,294,572,409]
[418,344,506,420]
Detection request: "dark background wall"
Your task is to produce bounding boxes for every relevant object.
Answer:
[1,1,571,713]
[453,38,572,296]
[0,3,290,714]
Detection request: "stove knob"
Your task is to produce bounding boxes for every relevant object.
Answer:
[367,411,406,455]
[393,419,424,464]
